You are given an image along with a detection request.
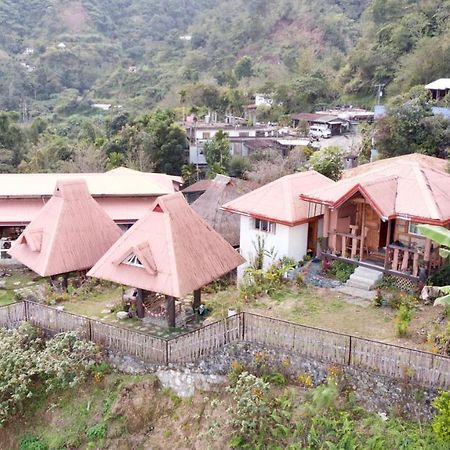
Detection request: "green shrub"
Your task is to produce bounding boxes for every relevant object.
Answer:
[372,289,383,307]
[262,372,287,386]
[396,305,413,337]
[429,264,450,286]
[390,292,418,310]
[86,423,107,441]
[19,436,48,450]
[0,323,99,425]
[432,391,450,440]
[227,372,293,449]
[328,261,355,282]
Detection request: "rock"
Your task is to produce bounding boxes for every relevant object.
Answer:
[116,311,129,320]
[101,308,112,314]
[13,281,21,286]
[0,280,6,289]
[56,306,65,312]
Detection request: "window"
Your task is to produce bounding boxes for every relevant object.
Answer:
[255,218,276,234]
[202,132,210,139]
[408,222,423,236]
[122,253,144,268]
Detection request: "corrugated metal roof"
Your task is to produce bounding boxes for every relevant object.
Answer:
[0,168,178,198]
[425,78,450,90]
[302,155,450,224]
[88,192,244,298]
[9,179,123,276]
[222,171,335,226]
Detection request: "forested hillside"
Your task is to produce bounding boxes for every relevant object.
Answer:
[0,0,449,118]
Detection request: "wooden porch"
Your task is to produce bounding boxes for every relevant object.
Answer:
[321,195,444,281]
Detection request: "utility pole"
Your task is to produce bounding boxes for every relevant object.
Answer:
[375,83,385,105]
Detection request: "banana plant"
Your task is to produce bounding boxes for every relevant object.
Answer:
[417,224,450,306]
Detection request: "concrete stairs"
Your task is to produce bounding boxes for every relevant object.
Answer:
[337,266,383,301]
[346,266,383,291]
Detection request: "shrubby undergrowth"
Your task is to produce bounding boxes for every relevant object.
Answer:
[225,370,449,450]
[0,323,100,425]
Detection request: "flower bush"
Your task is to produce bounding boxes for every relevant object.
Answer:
[0,323,99,425]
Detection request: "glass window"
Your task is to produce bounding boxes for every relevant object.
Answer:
[255,219,276,234]
[408,222,423,236]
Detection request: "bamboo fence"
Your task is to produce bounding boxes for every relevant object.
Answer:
[0,301,448,389]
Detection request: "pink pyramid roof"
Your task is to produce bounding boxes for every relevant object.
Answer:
[9,179,123,276]
[301,154,450,225]
[222,171,335,226]
[88,192,245,298]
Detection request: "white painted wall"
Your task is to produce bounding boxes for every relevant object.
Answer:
[237,216,310,281]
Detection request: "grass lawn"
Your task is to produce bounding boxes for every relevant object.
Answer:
[1,267,447,353]
[0,268,47,306]
[204,285,447,352]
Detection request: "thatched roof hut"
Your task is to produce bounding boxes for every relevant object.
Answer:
[88,192,244,299]
[9,179,123,276]
[191,175,255,247]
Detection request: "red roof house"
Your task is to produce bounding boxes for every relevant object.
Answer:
[9,179,123,277]
[222,171,335,278]
[300,154,450,279]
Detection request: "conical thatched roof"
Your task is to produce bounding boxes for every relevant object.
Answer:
[9,179,123,276]
[88,192,244,298]
[191,175,255,246]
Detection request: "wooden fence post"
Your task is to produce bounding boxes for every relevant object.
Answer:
[24,300,29,322]
[165,340,169,366]
[87,319,92,341]
[348,335,352,365]
[241,312,245,341]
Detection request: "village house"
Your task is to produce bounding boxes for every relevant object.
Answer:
[300,154,450,284]
[0,168,181,259]
[88,192,243,327]
[425,78,450,101]
[292,113,348,136]
[222,171,335,279]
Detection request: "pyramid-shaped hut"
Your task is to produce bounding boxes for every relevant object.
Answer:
[88,192,245,326]
[191,174,256,247]
[9,179,123,287]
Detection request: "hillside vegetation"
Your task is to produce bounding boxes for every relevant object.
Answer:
[0,0,449,117]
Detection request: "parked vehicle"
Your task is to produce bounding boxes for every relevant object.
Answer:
[309,125,331,139]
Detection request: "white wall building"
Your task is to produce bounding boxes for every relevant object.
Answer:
[222,171,334,281]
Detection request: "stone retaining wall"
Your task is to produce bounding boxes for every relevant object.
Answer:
[108,341,438,421]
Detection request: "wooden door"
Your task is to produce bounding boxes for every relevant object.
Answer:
[364,205,380,251]
[307,220,318,255]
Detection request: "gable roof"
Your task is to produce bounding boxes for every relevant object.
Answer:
[191,175,256,246]
[301,154,450,224]
[9,179,123,276]
[222,171,335,226]
[87,192,244,298]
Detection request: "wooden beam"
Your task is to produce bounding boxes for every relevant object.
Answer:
[359,203,366,261]
[401,249,409,272]
[413,253,419,277]
[136,288,145,319]
[392,248,399,270]
[166,296,176,328]
[384,220,392,269]
[193,289,201,310]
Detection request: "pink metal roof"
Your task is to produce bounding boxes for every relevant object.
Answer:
[9,180,123,276]
[0,168,178,198]
[88,192,244,298]
[222,171,335,226]
[302,155,450,224]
